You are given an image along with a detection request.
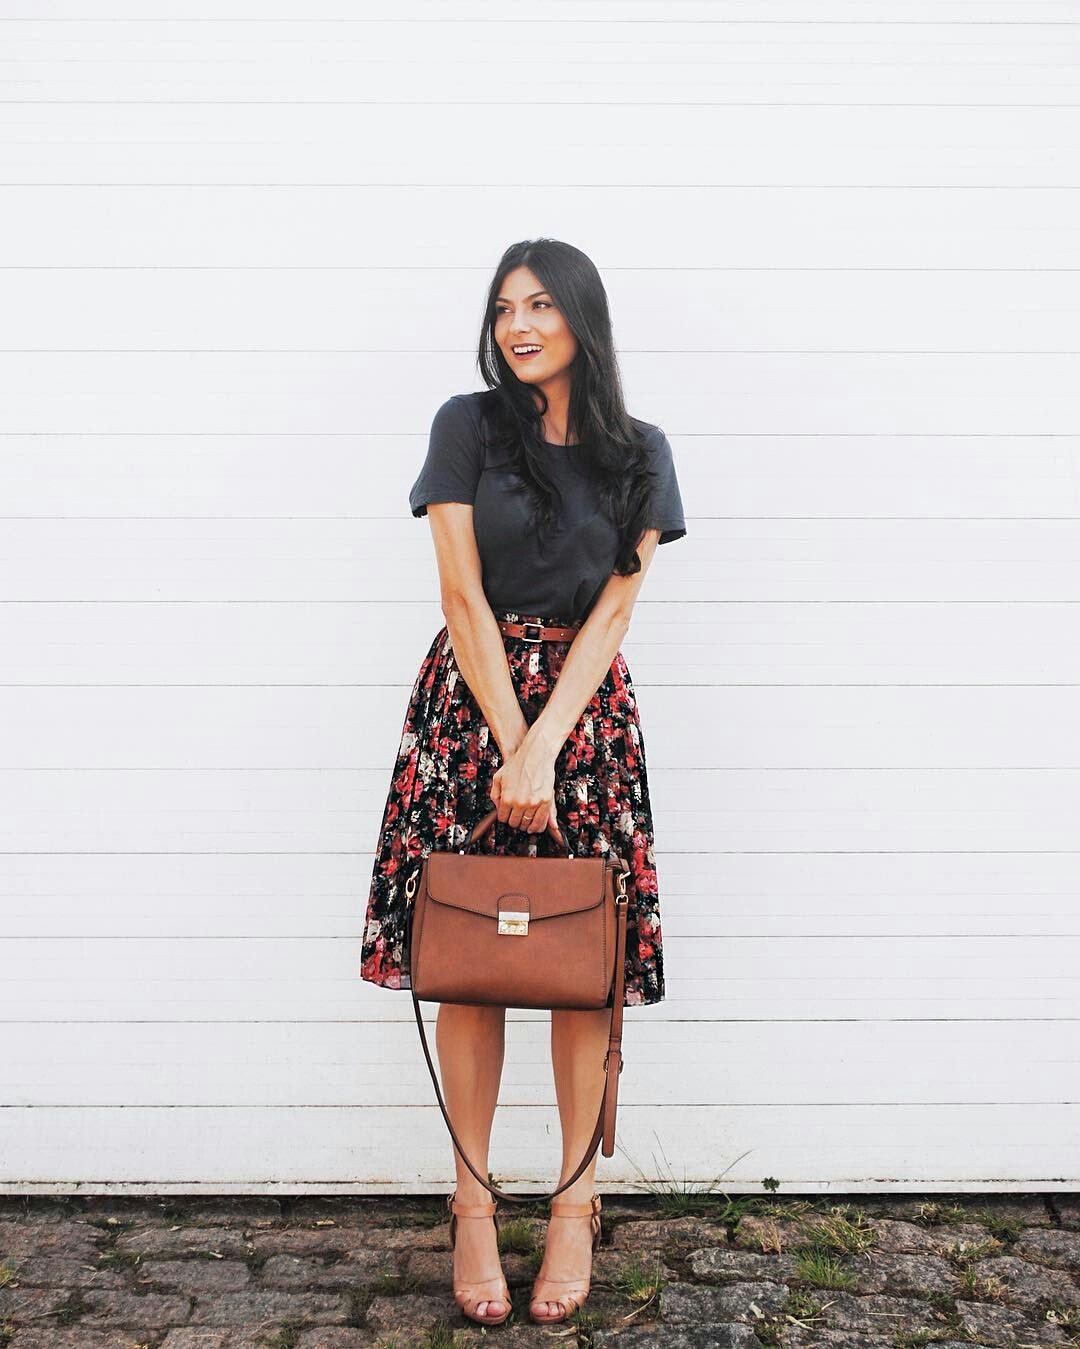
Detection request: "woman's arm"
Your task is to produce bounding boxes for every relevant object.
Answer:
[515,528,661,768]
[424,501,531,762]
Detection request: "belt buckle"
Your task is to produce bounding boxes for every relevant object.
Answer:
[522,622,543,643]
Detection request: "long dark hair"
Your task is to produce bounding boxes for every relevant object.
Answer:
[475,238,658,576]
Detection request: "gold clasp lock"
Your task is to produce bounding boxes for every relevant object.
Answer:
[497,892,530,935]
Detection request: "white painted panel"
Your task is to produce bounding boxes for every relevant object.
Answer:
[2,767,1080,855]
[0,932,1076,1024]
[4,599,1080,685]
[5,187,1079,268]
[8,685,1080,766]
[3,271,1080,353]
[2,350,1079,434]
[4,850,1080,939]
[2,0,1078,1194]
[1,1105,1077,1192]
[7,518,1080,605]
[5,1021,1078,1106]
[4,104,1080,182]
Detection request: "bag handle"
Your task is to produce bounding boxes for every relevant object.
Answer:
[459,802,571,855]
[406,845,630,1205]
[460,803,627,873]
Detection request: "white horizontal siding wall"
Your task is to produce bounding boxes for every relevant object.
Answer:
[1,0,1078,1194]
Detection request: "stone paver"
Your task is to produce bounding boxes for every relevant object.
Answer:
[957,1298,1073,1345]
[0,1192,1075,1345]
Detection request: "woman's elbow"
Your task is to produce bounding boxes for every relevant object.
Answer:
[439,585,487,620]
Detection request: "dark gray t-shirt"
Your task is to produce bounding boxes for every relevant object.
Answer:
[409,391,687,623]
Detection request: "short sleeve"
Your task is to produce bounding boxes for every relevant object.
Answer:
[409,395,485,518]
[647,427,687,545]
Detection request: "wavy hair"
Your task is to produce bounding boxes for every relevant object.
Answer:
[475,238,659,576]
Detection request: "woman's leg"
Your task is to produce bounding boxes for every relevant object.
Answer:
[435,1002,509,1317]
[531,1006,610,1317]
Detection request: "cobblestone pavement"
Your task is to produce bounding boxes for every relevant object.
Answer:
[1,1192,1078,1348]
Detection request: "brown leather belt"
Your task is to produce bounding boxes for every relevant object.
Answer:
[496,618,581,643]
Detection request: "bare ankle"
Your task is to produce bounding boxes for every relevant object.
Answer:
[452,1181,494,1208]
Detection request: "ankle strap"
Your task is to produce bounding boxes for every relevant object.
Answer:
[550,1194,600,1217]
[448,1193,497,1218]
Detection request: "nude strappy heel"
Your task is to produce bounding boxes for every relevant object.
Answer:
[446,1191,513,1326]
[529,1191,602,1323]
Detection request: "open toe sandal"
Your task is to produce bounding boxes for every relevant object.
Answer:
[447,1191,513,1326]
[529,1191,602,1323]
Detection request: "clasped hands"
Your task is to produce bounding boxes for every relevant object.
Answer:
[488,733,565,847]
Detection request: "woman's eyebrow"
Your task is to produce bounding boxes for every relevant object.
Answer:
[496,290,550,303]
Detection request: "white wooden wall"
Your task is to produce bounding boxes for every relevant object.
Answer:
[2,1,1078,1194]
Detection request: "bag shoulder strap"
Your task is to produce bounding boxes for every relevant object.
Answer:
[407,885,629,1205]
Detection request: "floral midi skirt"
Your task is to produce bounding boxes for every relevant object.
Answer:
[359,608,667,1006]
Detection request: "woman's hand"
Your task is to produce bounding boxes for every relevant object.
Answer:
[489,740,564,845]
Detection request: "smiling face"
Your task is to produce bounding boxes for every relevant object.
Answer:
[493,265,578,398]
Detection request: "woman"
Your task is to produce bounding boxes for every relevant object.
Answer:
[360,238,687,1327]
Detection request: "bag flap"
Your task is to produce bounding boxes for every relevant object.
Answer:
[425,852,607,921]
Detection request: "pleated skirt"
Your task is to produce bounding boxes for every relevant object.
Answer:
[359,608,667,1006]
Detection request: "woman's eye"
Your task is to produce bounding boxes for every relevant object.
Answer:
[495,301,552,315]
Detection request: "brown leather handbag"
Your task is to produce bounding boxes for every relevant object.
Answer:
[404,803,631,1204]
